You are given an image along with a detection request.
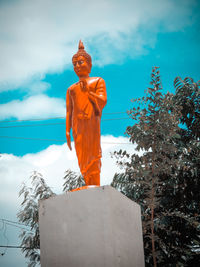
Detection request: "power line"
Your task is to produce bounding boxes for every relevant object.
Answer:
[0,112,127,124]
[0,117,130,129]
[0,136,131,144]
[0,219,30,227]
[0,122,64,128]
[103,117,130,121]
[0,219,33,237]
[0,245,37,249]
[0,219,36,255]
[0,116,65,124]
[0,220,30,230]
[0,136,65,142]
[3,222,33,232]
[0,221,8,256]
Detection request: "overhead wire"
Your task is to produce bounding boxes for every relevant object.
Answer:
[0,116,65,124]
[0,219,30,227]
[3,222,33,232]
[0,245,37,249]
[0,219,34,255]
[0,221,8,256]
[0,117,131,129]
[0,112,132,144]
[0,219,33,235]
[0,135,131,144]
[0,112,127,124]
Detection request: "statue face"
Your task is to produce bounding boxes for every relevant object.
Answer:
[73,56,91,78]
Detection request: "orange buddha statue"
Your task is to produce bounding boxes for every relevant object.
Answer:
[66,40,107,187]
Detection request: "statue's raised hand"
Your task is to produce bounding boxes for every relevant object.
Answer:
[79,79,100,115]
[79,79,88,91]
[82,80,101,116]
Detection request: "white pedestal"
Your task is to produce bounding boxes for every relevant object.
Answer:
[39,186,145,267]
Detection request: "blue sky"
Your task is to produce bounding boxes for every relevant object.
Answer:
[0,0,200,266]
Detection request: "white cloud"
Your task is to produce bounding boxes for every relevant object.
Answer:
[0,94,65,120]
[0,0,196,91]
[27,80,51,94]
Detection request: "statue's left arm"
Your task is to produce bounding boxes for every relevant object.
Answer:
[88,78,107,115]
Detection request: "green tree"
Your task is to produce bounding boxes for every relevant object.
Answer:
[17,170,83,267]
[17,171,55,267]
[111,67,196,266]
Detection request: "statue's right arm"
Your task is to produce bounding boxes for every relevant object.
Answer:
[66,89,72,150]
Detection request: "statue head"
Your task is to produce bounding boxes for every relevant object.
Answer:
[72,41,92,77]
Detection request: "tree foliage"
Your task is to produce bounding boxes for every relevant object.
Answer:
[17,170,82,266]
[174,77,200,139]
[111,68,200,266]
[63,169,85,191]
[172,76,200,266]
[17,171,55,266]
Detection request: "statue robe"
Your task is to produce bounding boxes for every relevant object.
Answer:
[66,77,107,185]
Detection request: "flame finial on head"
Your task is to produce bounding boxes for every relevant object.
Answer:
[79,40,84,50]
[72,40,92,68]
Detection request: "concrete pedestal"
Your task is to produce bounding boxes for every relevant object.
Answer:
[39,186,144,267]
